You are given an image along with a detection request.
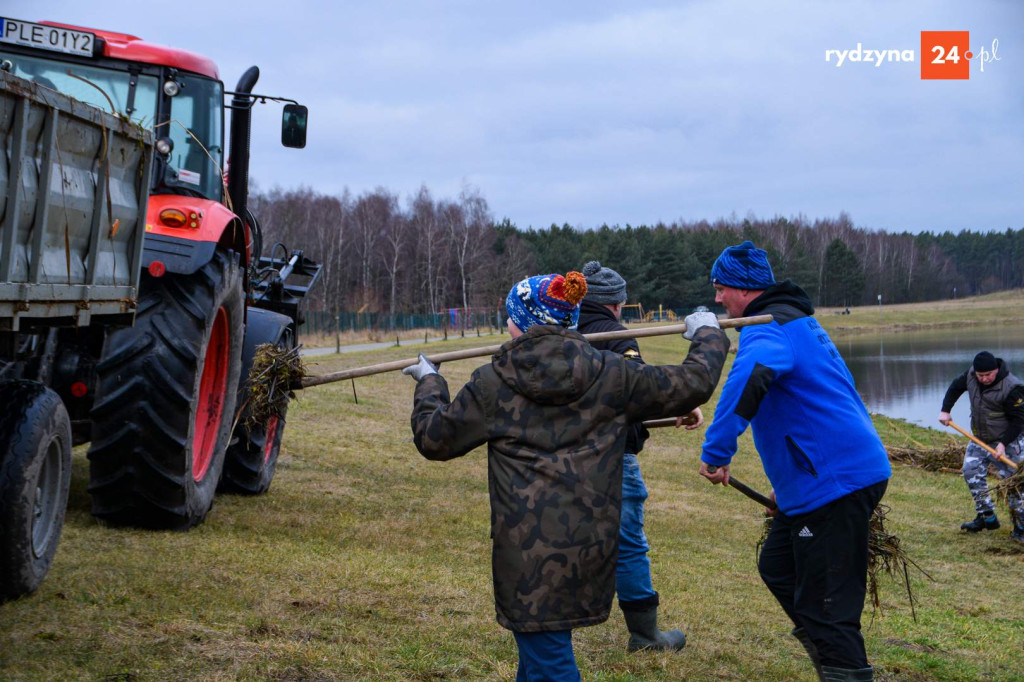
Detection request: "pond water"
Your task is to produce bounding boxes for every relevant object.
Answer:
[836,325,1024,429]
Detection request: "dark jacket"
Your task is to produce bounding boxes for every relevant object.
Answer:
[941,359,1024,444]
[577,299,649,454]
[700,281,891,515]
[411,324,729,632]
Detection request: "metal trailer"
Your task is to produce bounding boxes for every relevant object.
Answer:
[0,69,153,601]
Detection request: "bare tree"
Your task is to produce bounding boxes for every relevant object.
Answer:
[352,188,397,311]
[379,212,411,327]
[439,186,494,328]
[409,186,445,314]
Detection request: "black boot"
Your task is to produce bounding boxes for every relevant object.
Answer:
[620,594,686,652]
[961,512,999,532]
[821,665,874,681]
[791,628,824,681]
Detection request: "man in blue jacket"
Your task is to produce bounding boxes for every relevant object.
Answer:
[698,241,891,682]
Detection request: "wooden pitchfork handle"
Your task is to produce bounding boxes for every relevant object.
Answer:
[300,313,773,388]
[706,465,778,510]
[946,420,1019,470]
[642,415,698,429]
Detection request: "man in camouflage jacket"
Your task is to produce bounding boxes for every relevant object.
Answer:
[405,271,729,680]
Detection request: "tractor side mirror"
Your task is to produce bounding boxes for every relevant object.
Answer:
[281,104,308,149]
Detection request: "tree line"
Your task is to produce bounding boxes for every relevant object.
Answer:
[251,185,1024,318]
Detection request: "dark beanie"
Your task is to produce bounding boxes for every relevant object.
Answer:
[973,351,998,372]
[582,261,627,304]
[710,240,776,289]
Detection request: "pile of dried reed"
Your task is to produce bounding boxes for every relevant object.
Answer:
[755,504,931,620]
[243,343,308,430]
[886,442,963,473]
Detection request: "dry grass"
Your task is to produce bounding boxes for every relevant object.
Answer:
[2,332,1023,680]
[992,467,1024,512]
[243,344,308,428]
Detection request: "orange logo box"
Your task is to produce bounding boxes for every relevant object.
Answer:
[921,31,970,79]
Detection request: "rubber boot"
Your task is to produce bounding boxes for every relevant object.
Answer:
[1011,517,1024,545]
[791,627,824,681]
[821,665,874,681]
[961,512,999,532]
[620,597,686,652]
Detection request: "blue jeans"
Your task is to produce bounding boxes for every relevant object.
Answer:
[616,453,657,603]
[513,630,580,681]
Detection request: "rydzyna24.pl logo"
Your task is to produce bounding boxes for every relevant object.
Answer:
[824,31,999,79]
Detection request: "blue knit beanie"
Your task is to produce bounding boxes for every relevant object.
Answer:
[710,240,776,289]
[505,272,587,333]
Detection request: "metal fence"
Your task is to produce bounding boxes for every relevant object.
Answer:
[303,309,504,335]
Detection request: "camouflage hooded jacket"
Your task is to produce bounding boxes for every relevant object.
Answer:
[410,324,729,632]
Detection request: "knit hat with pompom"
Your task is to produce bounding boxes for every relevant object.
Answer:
[581,261,627,304]
[505,272,588,332]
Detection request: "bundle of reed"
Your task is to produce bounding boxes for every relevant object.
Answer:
[243,343,309,429]
[865,503,931,620]
[992,465,1024,509]
[716,468,930,620]
[886,442,963,473]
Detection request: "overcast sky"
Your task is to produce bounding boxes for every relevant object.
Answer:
[8,1,1023,232]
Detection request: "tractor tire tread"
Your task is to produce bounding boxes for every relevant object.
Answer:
[87,250,243,529]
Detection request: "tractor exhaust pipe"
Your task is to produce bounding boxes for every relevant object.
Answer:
[228,66,260,226]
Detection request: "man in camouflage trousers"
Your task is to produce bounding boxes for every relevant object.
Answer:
[404,271,728,681]
[938,351,1024,543]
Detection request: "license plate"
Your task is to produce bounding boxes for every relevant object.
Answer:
[0,17,95,57]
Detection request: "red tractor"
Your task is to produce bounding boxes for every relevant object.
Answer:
[0,17,320,534]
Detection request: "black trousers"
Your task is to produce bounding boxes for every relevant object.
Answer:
[758,479,888,669]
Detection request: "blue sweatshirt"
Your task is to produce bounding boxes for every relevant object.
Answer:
[701,282,891,515]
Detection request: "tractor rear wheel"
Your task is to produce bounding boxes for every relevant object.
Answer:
[0,381,73,602]
[87,250,244,529]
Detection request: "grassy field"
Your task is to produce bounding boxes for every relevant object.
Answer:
[2,301,1024,680]
[814,288,1024,337]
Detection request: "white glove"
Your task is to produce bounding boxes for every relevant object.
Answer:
[683,310,720,340]
[402,354,439,381]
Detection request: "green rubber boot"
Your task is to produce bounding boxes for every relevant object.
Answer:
[622,604,686,652]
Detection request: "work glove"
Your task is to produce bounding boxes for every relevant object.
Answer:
[402,354,439,381]
[683,307,720,340]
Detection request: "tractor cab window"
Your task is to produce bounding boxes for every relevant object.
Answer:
[163,73,224,201]
[0,50,158,125]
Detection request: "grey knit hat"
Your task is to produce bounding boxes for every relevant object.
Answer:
[582,261,627,304]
